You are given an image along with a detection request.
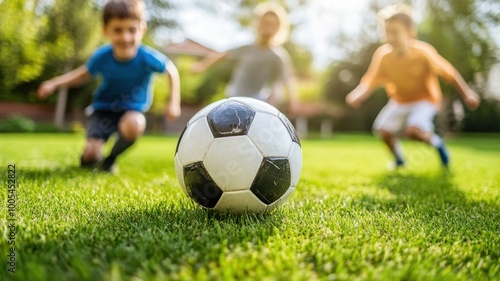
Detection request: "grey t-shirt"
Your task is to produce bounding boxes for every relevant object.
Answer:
[226,45,292,101]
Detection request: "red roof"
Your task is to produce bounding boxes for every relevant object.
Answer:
[163,39,218,57]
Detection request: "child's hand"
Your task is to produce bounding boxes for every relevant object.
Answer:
[346,93,362,109]
[464,90,480,110]
[37,81,57,100]
[165,102,181,121]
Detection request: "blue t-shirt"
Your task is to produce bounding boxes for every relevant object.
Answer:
[86,44,169,112]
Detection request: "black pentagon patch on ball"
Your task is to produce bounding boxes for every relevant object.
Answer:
[279,113,301,146]
[183,162,223,208]
[207,101,256,138]
[250,158,291,205]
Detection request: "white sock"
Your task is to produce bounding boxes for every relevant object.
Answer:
[430,134,443,148]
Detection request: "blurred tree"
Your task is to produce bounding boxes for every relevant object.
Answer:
[283,41,314,78]
[43,1,101,71]
[34,0,102,127]
[94,0,177,44]
[0,0,47,99]
[143,0,176,32]
[195,59,234,104]
[420,0,500,132]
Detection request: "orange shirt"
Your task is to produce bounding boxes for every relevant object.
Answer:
[361,40,457,107]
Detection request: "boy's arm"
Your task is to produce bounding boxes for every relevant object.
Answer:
[37,65,91,100]
[165,61,181,120]
[450,72,480,110]
[279,78,299,114]
[345,84,374,109]
[190,52,228,74]
[267,79,298,114]
[279,51,299,114]
[346,47,387,108]
[429,50,480,110]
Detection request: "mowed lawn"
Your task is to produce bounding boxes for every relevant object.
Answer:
[0,133,499,281]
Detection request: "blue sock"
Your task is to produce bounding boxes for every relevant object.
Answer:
[431,134,450,166]
[396,157,405,166]
[436,144,450,166]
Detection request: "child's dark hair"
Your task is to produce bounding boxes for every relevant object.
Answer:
[378,4,415,30]
[102,0,145,26]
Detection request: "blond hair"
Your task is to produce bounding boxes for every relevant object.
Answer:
[254,2,290,46]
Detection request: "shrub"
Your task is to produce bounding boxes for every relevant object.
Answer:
[0,115,36,132]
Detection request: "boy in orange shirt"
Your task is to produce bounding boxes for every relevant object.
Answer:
[346,4,480,169]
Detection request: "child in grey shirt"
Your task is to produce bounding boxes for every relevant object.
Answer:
[192,3,298,112]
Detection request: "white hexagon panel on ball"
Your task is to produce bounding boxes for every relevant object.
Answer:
[247,112,293,158]
[176,117,215,167]
[204,136,263,192]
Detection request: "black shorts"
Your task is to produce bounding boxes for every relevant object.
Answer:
[87,110,127,141]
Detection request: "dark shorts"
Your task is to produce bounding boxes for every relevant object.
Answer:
[87,110,127,141]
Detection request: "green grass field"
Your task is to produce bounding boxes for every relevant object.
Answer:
[1,133,499,281]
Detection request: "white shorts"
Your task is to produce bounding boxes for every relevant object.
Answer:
[373,100,438,136]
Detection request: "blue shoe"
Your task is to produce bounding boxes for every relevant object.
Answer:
[387,159,405,171]
[80,156,102,169]
[437,144,450,167]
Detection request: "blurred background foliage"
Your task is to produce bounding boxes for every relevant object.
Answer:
[0,0,499,132]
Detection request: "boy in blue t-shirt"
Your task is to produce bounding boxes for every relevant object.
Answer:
[37,0,181,173]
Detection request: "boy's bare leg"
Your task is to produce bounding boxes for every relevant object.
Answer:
[405,126,432,143]
[81,138,105,167]
[406,126,449,166]
[380,130,405,167]
[119,111,147,141]
[101,111,146,172]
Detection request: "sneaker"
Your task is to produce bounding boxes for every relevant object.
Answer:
[387,160,405,171]
[436,144,450,167]
[100,156,119,174]
[80,156,102,169]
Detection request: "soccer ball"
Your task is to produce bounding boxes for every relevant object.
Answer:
[174,97,302,214]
